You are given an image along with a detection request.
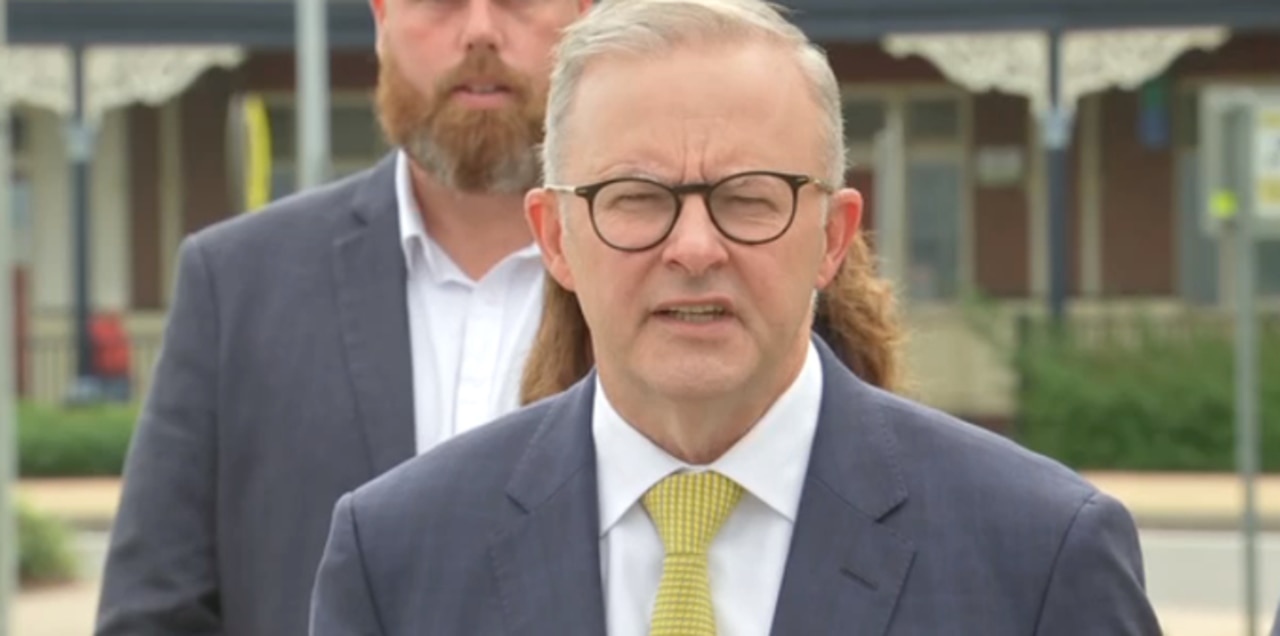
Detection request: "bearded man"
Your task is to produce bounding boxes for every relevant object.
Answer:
[95,1,591,634]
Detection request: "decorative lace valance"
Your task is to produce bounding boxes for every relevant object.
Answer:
[883,27,1231,114]
[0,45,246,123]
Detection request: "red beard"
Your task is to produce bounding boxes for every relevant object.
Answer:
[375,48,546,193]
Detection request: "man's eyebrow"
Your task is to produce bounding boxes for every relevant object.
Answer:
[590,162,678,182]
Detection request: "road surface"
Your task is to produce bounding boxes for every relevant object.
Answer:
[10,528,1280,635]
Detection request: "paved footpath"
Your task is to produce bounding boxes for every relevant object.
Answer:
[16,556,1277,636]
[12,582,99,636]
[16,471,1280,532]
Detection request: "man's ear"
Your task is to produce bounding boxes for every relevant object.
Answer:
[815,187,862,289]
[526,188,577,292]
[369,0,388,58]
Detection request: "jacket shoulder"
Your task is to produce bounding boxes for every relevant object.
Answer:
[184,159,389,262]
[871,387,1101,514]
[347,397,559,523]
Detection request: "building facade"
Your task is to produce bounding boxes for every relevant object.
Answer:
[7,0,1280,424]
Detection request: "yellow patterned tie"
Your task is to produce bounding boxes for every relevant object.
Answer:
[642,471,745,636]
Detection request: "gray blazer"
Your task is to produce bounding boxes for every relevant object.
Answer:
[97,154,419,636]
[310,338,1163,635]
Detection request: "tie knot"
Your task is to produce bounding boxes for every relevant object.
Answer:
[642,471,744,555]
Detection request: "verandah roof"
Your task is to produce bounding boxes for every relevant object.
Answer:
[9,0,1280,47]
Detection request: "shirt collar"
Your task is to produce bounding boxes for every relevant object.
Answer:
[593,340,825,537]
[396,150,426,266]
[394,150,542,283]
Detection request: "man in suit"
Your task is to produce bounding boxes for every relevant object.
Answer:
[310,0,1164,633]
[95,0,591,634]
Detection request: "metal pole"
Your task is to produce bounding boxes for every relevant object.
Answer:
[873,105,905,291]
[1227,104,1261,636]
[69,46,96,396]
[1045,28,1072,327]
[0,0,20,629]
[296,0,330,190]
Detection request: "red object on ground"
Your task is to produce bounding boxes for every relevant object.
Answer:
[90,313,131,378]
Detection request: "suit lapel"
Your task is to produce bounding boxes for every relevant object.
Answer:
[332,154,416,476]
[485,339,916,635]
[769,340,917,636]
[490,378,608,636]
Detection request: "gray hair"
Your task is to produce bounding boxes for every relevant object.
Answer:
[540,0,846,188]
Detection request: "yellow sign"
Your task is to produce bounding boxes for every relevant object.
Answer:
[1211,190,1238,219]
[1260,178,1280,209]
[241,94,273,212]
[1257,106,1280,218]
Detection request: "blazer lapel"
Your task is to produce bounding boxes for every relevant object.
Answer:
[490,377,608,636]
[770,340,917,636]
[332,154,416,476]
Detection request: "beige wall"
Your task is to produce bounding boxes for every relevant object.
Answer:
[159,100,183,308]
[28,107,131,313]
[29,107,69,312]
[94,109,130,311]
[899,306,1018,419]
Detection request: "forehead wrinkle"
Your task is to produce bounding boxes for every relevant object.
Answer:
[561,42,823,184]
[578,116,789,184]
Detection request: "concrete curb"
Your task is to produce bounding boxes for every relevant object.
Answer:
[16,472,1280,534]
[1132,513,1280,533]
[54,514,1280,534]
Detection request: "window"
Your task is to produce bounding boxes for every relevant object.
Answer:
[10,115,26,156]
[265,99,389,200]
[840,90,969,302]
[9,172,31,264]
[842,98,886,146]
[906,160,962,300]
[906,97,961,143]
[1175,89,1199,149]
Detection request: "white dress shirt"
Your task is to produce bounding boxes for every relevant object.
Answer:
[593,341,824,636]
[396,151,546,454]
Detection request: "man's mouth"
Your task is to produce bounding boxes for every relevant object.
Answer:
[655,304,732,323]
[454,83,511,95]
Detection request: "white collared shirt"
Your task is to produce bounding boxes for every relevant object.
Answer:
[396,151,546,454]
[593,341,825,636]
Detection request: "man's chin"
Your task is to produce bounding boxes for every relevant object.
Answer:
[403,142,540,195]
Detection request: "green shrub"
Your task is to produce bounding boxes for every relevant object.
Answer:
[1013,318,1280,472]
[18,402,139,477]
[18,501,78,587]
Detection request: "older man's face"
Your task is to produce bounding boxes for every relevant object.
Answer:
[533,40,861,402]
[370,0,588,193]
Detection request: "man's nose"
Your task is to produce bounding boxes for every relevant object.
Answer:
[462,0,501,50]
[661,196,730,276]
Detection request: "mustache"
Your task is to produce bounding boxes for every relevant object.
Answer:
[433,49,531,100]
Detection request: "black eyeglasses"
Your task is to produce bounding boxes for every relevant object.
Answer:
[546,170,833,252]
